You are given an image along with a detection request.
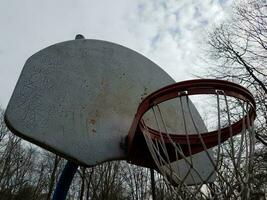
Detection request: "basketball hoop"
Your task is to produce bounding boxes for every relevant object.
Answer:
[128,79,256,199]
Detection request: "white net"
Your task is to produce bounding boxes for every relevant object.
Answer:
[141,91,255,200]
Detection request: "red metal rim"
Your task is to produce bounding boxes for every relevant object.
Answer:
[128,79,256,153]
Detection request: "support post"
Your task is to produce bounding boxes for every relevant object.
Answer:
[52,161,78,200]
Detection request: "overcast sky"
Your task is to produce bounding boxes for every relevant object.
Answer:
[0,0,233,108]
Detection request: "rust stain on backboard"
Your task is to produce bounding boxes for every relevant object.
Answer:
[89,119,96,125]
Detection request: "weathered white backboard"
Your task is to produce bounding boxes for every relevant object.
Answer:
[5,39,215,184]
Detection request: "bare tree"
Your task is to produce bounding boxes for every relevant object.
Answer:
[0,112,38,199]
[206,0,267,145]
[204,0,267,198]
[45,153,63,200]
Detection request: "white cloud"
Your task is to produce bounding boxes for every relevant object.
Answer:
[0,0,233,107]
[127,0,233,80]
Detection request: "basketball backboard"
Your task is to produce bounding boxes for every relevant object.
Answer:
[5,39,214,184]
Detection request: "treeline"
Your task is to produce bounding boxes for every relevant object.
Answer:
[0,110,180,200]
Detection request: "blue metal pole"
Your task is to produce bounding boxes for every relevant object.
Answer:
[52,161,78,200]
